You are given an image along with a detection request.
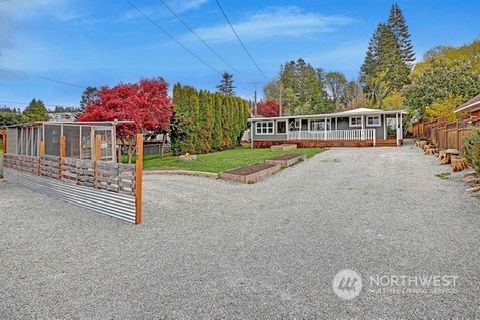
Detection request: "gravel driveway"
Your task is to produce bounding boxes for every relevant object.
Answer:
[1,141,479,319]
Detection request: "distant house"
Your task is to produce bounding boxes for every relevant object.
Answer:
[248,107,406,148]
[454,93,480,118]
[48,112,77,123]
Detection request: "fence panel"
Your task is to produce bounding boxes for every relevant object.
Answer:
[3,151,140,224]
[412,118,480,156]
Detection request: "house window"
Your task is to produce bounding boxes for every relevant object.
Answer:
[366,115,381,127]
[309,120,330,131]
[255,121,274,135]
[349,116,362,127]
[277,121,287,134]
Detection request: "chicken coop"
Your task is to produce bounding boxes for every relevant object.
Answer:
[4,121,128,162]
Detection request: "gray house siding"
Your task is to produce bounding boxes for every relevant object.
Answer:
[251,113,395,141]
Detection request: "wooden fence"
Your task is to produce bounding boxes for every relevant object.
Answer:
[411,118,480,154]
[3,133,143,224]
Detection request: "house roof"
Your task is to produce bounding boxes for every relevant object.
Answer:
[249,107,407,121]
[5,120,135,128]
[454,93,480,113]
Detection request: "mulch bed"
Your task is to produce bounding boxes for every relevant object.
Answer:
[223,163,278,176]
[269,153,304,161]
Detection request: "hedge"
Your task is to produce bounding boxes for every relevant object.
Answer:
[171,84,251,155]
[463,128,480,173]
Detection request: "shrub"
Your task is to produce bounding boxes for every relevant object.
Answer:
[463,128,480,173]
[171,84,251,155]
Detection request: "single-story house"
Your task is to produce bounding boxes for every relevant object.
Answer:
[454,93,480,118]
[248,107,406,148]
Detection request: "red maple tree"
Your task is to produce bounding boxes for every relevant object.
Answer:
[79,78,172,162]
[256,100,281,117]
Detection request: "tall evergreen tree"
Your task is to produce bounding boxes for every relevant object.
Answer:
[387,3,415,67]
[360,23,410,106]
[77,86,98,120]
[216,72,236,96]
[360,24,381,87]
[23,98,48,122]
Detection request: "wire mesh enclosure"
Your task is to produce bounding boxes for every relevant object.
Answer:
[6,122,119,162]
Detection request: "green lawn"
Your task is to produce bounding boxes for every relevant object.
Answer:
[127,147,325,173]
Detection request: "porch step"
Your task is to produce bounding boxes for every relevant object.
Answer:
[376,139,400,146]
[271,144,297,151]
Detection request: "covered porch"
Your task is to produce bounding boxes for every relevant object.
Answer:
[250,108,406,148]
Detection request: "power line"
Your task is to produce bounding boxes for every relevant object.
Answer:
[125,0,223,76]
[214,0,269,82]
[0,68,86,89]
[0,99,80,108]
[158,0,248,82]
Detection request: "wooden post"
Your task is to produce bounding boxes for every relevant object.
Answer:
[456,123,460,151]
[1,130,6,154]
[94,134,101,188]
[59,136,66,180]
[38,140,45,175]
[135,133,143,225]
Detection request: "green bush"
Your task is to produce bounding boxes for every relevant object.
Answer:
[171,84,251,155]
[463,128,480,173]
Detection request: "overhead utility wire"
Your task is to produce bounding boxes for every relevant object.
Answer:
[0,68,86,89]
[158,0,248,82]
[125,0,223,76]
[0,99,80,108]
[214,0,269,82]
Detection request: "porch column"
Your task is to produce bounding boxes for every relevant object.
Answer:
[324,117,327,140]
[399,112,403,142]
[250,121,254,149]
[361,115,365,140]
[383,114,387,140]
[396,113,399,146]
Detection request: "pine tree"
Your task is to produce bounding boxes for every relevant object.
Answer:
[23,98,48,122]
[376,24,409,91]
[387,3,415,67]
[216,72,236,96]
[360,24,381,87]
[360,22,410,106]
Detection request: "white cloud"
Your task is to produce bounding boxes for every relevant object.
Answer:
[186,6,353,43]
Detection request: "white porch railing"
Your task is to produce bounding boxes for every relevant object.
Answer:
[287,129,376,145]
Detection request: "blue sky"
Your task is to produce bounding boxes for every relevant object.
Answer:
[0,0,479,109]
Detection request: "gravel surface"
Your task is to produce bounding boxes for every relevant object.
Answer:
[1,140,479,319]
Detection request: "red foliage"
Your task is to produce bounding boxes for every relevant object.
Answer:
[256,100,281,117]
[78,78,172,141]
